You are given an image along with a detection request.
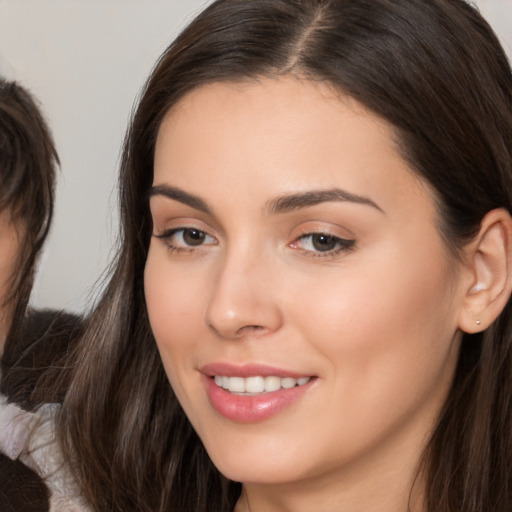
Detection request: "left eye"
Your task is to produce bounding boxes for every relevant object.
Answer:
[293,233,355,254]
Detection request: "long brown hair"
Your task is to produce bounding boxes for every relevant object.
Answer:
[0,79,57,348]
[58,1,512,510]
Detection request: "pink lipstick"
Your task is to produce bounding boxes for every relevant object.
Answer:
[200,363,315,423]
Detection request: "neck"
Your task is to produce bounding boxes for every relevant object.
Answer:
[236,472,425,512]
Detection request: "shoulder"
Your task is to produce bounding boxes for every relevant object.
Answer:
[0,396,49,511]
[21,403,92,511]
[0,398,91,511]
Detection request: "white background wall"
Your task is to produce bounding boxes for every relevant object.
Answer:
[0,0,510,314]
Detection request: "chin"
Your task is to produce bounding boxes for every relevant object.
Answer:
[217,462,299,486]
[204,439,308,486]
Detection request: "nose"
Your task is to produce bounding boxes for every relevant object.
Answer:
[205,249,283,340]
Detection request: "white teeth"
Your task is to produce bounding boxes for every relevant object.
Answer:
[213,375,311,394]
[245,376,265,393]
[264,376,281,392]
[228,377,245,393]
[281,377,296,389]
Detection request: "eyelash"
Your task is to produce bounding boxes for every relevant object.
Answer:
[154,228,355,258]
[290,232,355,259]
[155,227,217,254]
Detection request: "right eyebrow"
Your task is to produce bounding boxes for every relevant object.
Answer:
[148,185,212,214]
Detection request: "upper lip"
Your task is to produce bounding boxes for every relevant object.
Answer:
[200,362,313,379]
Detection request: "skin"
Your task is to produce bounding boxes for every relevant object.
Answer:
[144,76,471,512]
[0,211,21,349]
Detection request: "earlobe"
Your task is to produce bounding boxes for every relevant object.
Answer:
[458,208,512,334]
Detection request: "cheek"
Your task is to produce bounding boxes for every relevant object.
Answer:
[144,248,209,398]
[0,232,21,344]
[293,239,460,399]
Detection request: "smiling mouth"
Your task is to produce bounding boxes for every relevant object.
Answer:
[213,375,312,395]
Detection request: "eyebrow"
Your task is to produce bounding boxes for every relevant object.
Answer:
[148,185,384,216]
[266,188,384,215]
[148,185,212,214]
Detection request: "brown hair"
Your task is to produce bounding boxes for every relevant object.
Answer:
[0,79,57,329]
[58,1,512,510]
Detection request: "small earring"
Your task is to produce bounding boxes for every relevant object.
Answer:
[476,317,481,326]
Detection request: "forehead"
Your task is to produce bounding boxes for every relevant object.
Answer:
[154,76,432,215]
[159,76,384,145]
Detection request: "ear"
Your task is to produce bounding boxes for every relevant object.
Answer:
[458,208,512,333]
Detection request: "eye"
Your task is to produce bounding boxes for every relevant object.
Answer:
[154,227,216,252]
[291,232,355,257]
[180,228,209,246]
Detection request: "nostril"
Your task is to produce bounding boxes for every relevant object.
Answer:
[234,325,266,337]
[207,317,275,339]
[237,325,265,333]
[207,321,267,340]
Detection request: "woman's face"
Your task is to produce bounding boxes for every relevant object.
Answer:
[145,76,467,491]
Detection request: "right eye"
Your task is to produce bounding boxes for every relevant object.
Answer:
[155,227,217,252]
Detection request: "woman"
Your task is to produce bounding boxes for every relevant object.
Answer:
[57,1,512,511]
[0,78,56,350]
[0,78,87,511]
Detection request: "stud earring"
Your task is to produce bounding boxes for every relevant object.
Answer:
[476,317,481,326]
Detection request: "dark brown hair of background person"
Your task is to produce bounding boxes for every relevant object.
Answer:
[0,78,57,341]
[54,1,512,511]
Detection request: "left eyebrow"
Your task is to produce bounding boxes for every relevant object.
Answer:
[266,188,384,215]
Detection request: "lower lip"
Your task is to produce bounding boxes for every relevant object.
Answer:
[203,375,314,423]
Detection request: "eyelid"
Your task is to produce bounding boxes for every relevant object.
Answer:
[150,206,223,237]
[289,223,356,258]
[152,214,215,235]
[153,224,218,254]
[291,232,355,253]
[290,221,355,241]
[155,226,215,240]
